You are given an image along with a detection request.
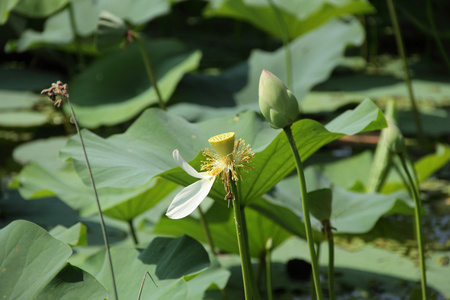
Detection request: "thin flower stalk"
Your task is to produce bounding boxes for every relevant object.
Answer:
[322,220,335,300]
[397,153,428,300]
[230,177,260,300]
[165,132,257,298]
[283,126,323,300]
[41,82,118,300]
[386,0,425,143]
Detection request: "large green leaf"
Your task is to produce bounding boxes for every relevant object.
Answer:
[250,163,417,241]
[154,201,291,258]
[204,0,373,40]
[61,99,386,206]
[0,220,73,299]
[96,235,210,299]
[68,39,201,128]
[13,137,177,219]
[169,18,365,121]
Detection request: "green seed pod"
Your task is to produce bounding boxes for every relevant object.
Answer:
[258,69,299,129]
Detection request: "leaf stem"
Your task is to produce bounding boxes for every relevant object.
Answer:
[197,206,216,256]
[283,126,323,300]
[398,153,428,300]
[323,221,335,300]
[135,33,166,110]
[230,176,261,300]
[128,219,139,245]
[65,95,119,300]
[386,0,424,143]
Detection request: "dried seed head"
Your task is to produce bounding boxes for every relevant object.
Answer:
[41,81,69,107]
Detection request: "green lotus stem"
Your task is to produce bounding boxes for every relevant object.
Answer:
[65,94,119,300]
[386,0,424,143]
[135,33,166,111]
[265,238,273,300]
[197,206,216,256]
[426,0,450,71]
[398,153,428,300]
[230,176,261,300]
[323,220,335,300]
[268,0,292,91]
[128,219,139,245]
[283,126,323,300]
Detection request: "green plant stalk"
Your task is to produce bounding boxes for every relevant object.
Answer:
[283,126,323,300]
[323,221,335,300]
[398,153,428,300]
[230,177,261,300]
[426,0,450,71]
[197,206,216,256]
[128,219,139,245]
[386,0,425,143]
[65,95,118,300]
[135,34,166,110]
[268,0,292,90]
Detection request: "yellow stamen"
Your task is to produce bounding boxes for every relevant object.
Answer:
[208,132,235,159]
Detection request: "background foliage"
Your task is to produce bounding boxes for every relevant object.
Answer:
[1,0,450,299]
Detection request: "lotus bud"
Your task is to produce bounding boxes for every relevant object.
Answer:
[258,69,299,129]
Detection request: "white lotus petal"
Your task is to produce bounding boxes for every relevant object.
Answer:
[166,178,215,219]
[173,149,207,179]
